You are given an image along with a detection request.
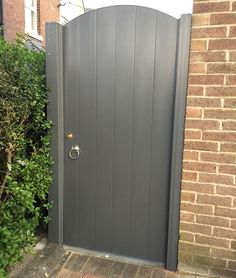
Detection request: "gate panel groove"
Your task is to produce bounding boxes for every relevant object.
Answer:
[95,7,116,251]
[129,7,157,259]
[111,6,136,255]
[77,11,97,249]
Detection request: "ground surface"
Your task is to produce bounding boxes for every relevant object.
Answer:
[9,239,232,278]
[57,252,177,278]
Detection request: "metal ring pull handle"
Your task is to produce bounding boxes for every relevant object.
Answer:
[69,145,80,160]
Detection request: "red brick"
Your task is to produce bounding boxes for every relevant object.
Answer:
[199,173,234,185]
[189,75,224,85]
[222,120,236,130]
[211,247,236,260]
[184,130,202,140]
[192,14,210,26]
[180,202,214,215]
[184,140,218,151]
[221,142,236,152]
[182,181,215,194]
[185,119,220,130]
[229,51,236,61]
[3,0,59,44]
[180,231,195,242]
[207,63,236,74]
[180,212,195,223]
[197,194,232,206]
[180,222,212,235]
[181,191,196,202]
[2,0,25,42]
[186,107,203,118]
[204,109,236,119]
[191,40,207,51]
[228,260,236,270]
[215,207,236,218]
[209,39,236,50]
[188,86,204,96]
[210,13,236,24]
[232,1,236,11]
[200,152,235,164]
[187,97,221,107]
[224,99,236,108]
[183,150,199,161]
[84,275,105,278]
[190,51,226,62]
[193,2,230,14]
[229,26,236,37]
[183,161,216,172]
[196,215,230,228]
[182,171,198,181]
[216,185,236,197]
[193,255,227,268]
[39,0,60,45]
[192,27,227,38]
[205,86,236,97]
[226,75,236,85]
[189,63,205,73]
[219,164,236,175]
[179,242,210,256]
[202,131,236,142]
[231,220,236,229]
[195,234,229,248]
[177,0,236,268]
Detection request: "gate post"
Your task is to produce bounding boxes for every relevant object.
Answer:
[166,14,192,271]
[46,22,64,245]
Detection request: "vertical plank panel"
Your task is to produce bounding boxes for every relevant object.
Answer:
[76,12,97,249]
[95,7,116,251]
[63,21,79,246]
[129,7,157,258]
[59,6,190,267]
[148,13,178,262]
[111,6,136,255]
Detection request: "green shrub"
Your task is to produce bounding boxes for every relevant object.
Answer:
[0,36,52,276]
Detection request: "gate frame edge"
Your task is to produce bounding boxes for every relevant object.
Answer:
[166,14,192,271]
[46,22,64,245]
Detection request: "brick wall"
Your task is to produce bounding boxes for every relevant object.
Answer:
[3,0,25,42]
[38,0,59,45]
[2,0,59,44]
[179,0,236,276]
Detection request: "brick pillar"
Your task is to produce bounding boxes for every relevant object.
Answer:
[179,0,236,276]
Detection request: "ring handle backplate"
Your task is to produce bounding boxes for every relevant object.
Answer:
[69,145,80,160]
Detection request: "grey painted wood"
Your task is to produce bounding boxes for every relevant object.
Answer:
[147,13,178,262]
[129,7,157,259]
[94,7,116,252]
[111,6,136,256]
[76,11,97,250]
[167,14,192,271]
[46,5,191,271]
[63,20,79,246]
[46,23,64,245]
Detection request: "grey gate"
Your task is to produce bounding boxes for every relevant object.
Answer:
[46,5,191,271]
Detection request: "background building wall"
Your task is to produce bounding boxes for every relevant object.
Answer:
[179,0,236,276]
[2,0,25,42]
[39,0,59,44]
[2,0,59,44]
